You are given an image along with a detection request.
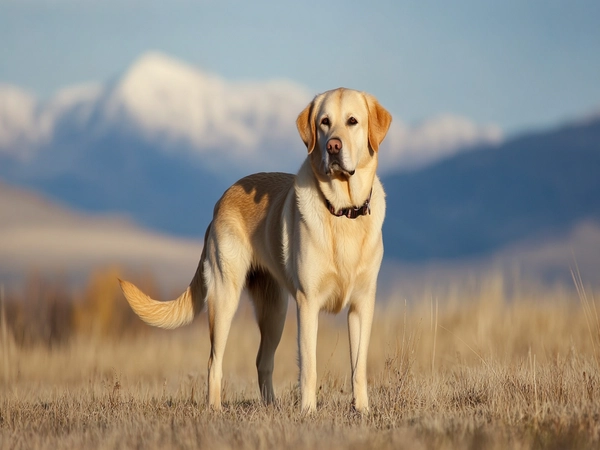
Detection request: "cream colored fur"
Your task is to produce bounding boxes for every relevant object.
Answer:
[119,88,392,413]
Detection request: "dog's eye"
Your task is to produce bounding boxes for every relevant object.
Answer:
[348,117,358,126]
[320,117,330,126]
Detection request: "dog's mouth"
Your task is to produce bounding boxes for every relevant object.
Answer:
[326,161,355,177]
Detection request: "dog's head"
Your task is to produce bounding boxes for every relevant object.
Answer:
[296,88,392,179]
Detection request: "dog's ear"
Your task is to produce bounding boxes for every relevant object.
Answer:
[296,99,316,154]
[365,94,392,152]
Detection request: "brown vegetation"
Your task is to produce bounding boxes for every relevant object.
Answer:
[1,268,599,449]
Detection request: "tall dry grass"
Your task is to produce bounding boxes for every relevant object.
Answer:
[1,268,599,449]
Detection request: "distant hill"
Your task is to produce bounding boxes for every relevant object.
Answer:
[0,181,202,289]
[382,116,600,261]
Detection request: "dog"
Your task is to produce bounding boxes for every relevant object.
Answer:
[119,87,392,412]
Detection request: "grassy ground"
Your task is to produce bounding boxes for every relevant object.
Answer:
[1,271,599,449]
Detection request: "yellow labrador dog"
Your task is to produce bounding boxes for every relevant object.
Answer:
[119,88,391,412]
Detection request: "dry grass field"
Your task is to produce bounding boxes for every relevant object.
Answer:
[1,267,599,449]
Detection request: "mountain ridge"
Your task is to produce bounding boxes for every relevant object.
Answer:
[381,117,600,261]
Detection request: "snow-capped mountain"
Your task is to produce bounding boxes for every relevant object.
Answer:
[0,51,502,175]
[0,51,504,237]
[95,52,313,172]
[0,52,315,176]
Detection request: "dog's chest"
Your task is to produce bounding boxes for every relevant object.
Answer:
[329,222,365,272]
[314,218,380,313]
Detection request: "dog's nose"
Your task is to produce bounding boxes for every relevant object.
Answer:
[326,138,342,155]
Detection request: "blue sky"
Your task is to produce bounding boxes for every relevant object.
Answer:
[1,0,599,135]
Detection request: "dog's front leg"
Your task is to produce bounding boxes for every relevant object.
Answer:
[296,296,319,412]
[347,294,375,413]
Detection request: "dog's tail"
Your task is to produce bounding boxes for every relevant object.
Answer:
[119,257,206,330]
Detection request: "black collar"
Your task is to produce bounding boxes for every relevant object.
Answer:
[325,189,372,219]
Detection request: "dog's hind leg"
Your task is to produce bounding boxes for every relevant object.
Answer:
[204,238,249,411]
[247,271,288,405]
[206,280,244,410]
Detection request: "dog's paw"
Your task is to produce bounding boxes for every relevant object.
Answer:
[351,399,370,416]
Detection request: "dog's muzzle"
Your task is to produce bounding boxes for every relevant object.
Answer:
[325,138,355,176]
